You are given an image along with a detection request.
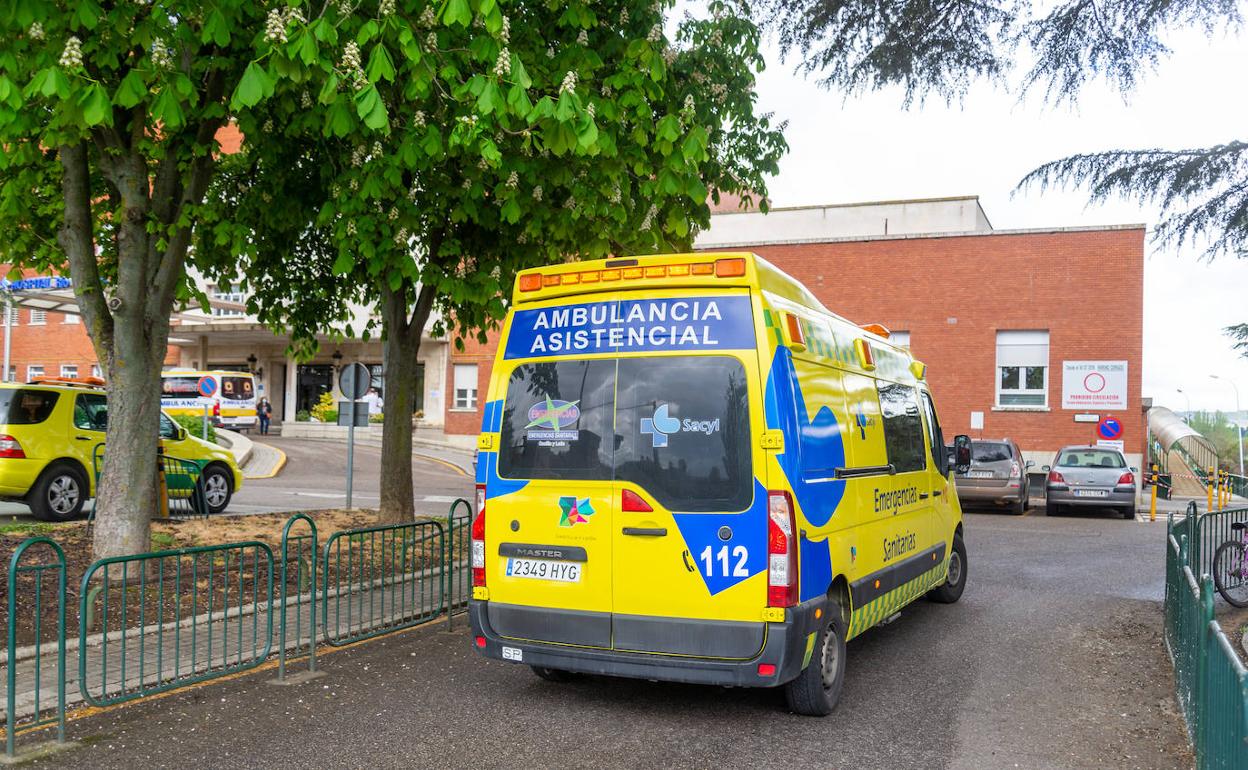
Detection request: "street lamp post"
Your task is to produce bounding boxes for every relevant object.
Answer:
[1176,388,1191,419]
[1211,375,1244,476]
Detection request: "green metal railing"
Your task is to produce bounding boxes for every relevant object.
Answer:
[1179,503,1248,579]
[321,520,445,646]
[3,502,470,756]
[77,541,274,707]
[277,514,317,680]
[91,445,210,520]
[5,538,65,759]
[1164,514,1248,769]
[444,498,472,630]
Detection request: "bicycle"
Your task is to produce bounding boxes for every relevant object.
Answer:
[1213,522,1248,607]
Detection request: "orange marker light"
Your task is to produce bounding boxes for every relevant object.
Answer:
[874,579,880,589]
[580,271,600,283]
[644,266,665,278]
[600,269,621,281]
[784,312,806,350]
[542,274,561,287]
[622,267,643,280]
[668,264,690,276]
[518,273,542,292]
[691,263,714,275]
[855,338,876,371]
[715,257,747,277]
[561,273,580,285]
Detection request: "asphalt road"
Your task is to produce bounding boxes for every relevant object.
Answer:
[26,508,1191,770]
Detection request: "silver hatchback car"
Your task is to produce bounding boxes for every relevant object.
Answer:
[955,438,1032,515]
[1044,445,1137,519]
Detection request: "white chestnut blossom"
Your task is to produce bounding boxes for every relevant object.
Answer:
[264,8,288,43]
[28,22,43,40]
[559,71,577,94]
[341,41,367,89]
[372,141,383,156]
[532,185,543,201]
[388,207,398,221]
[349,178,360,191]
[301,90,313,108]
[493,48,511,77]
[59,36,83,69]
[647,24,662,43]
[499,16,510,43]
[346,220,357,236]
[150,38,173,69]
[505,171,519,189]
[412,111,426,128]
[619,8,629,24]
[576,29,588,46]
[426,31,438,50]
[586,102,595,118]
[419,6,437,27]
[351,145,366,167]
[545,46,555,59]
[379,0,396,16]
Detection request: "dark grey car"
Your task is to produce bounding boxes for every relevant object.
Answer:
[1044,445,1137,519]
[954,439,1031,515]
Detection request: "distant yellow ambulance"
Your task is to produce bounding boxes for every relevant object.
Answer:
[160,370,257,431]
[468,253,971,715]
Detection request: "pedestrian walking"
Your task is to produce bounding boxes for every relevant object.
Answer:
[257,397,273,435]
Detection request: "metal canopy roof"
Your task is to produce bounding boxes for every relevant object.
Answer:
[1148,406,1218,473]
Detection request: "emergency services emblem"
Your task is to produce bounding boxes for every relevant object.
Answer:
[558,496,595,527]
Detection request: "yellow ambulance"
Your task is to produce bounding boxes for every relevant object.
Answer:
[468,252,971,715]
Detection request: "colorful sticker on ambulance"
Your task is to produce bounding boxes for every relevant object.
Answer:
[524,397,581,445]
[558,496,595,527]
[503,296,756,359]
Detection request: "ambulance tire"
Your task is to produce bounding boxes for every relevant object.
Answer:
[783,612,846,716]
[928,533,967,604]
[530,665,578,683]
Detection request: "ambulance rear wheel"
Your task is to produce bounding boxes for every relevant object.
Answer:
[530,666,578,683]
[928,532,967,604]
[783,613,846,716]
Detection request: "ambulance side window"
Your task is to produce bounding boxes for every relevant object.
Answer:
[877,382,925,473]
[919,390,947,476]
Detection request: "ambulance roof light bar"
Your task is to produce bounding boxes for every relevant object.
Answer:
[519,257,747,293]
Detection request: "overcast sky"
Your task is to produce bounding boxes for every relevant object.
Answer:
[744,21,1248,414]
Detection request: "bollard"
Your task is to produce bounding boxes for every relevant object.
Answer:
[1150,463,1158,522]
[1208,466,1215,511]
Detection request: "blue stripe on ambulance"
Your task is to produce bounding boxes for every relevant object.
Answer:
[764,347,846,600]
[671,479,768,596]
[478,399,527,499]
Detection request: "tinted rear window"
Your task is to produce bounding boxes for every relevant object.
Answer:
[0,389,59,425]
[1057,449,1125,468]
[161,376,199,397]
[498,356,752,512]
[221,376,254,401]
[972,442,1012,463]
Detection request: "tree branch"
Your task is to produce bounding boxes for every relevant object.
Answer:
[57,142,114,362]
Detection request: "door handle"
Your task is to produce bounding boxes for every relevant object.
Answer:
[622,527,667,537]
[933,490,943,497]
[75,436,93,441]
[919,492,930,500]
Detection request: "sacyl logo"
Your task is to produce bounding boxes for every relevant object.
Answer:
[640,404,720,448]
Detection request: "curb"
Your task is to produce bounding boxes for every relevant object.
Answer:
[244,443,288,480]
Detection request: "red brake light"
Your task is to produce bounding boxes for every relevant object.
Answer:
[1047,470,1066,484]
[621,489,652,512]
[471,484,487,587]
[0,435,24,459]
[767,490,798,608]
[1118,471,1135,486]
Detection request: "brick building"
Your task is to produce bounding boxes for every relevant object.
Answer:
[441,196,1147,469]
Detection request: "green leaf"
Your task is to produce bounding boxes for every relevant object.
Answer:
[477,80,500,114]
[441,0,472,27]
[500,197,521,224]
[327,100,353,136]
[332,252,354,275]
[24,69,50,99]
[151,88,185,128]
[81,83,112,126]
[510,54,531,89]
[203,9,232,46]
[367,44,396,82]
[507,83,532,115]
[314,18,339,45]
[49,69,71,99]
[354,85,389,130]
[76,0,102,30]
[295,32,319,66]
[231,62,272,109]
[357,20,379,46]
[318,73,340,104]
[576,115,598,149]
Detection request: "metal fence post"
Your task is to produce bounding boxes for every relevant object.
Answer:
[6,537,67,758]
[445,498,471,632]
[1197,576,1215,765]
[278,514,318,681]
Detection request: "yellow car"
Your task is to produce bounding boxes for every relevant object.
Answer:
[0,379,243,521]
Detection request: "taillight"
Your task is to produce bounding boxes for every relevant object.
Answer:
[1047,470,1066,485]
[621,489,652,512]
[471,484,486,587]
[0,435,24,459]
[1117,471,1135,486]
[767,490,798,608]
[213,402,221,416]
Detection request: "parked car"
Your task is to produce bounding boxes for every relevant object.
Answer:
[1044,445,1136,520]
[0,379,243,521]
[955,438,1032,515]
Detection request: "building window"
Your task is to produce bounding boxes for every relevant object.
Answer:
[453,364,478,410]
[890,330,911,348]
[91,364,102,379]
[60,364,78,379]
[26,365,44,381]
[210,284,246,317]
[29,309,46,325]
[5,307,18,326]
[62,313,79,324]
[6,367,14,381]
[996,330,1049,407]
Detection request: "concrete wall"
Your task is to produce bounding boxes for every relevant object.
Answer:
[694,196,992,249]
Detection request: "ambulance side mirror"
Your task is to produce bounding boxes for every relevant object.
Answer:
[953,435,972,474]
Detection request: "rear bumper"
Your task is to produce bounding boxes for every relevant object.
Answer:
[469,597,826,688]
[1046,487,1135,507]
[956,483,1024,504]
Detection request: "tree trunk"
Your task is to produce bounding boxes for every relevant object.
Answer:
[377,281,435,524]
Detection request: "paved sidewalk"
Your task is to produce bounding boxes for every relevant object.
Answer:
[243,441,287,480]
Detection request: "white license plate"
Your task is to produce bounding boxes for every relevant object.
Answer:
[1074,489,1108,498]
[967,471,993,478]
[501,646,523,662]
[505,557,581,582]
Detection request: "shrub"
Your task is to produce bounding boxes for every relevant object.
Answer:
[310,392,336,422]
[171,413,216,444]
[368,412,385,424]
[295,410,310,422]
